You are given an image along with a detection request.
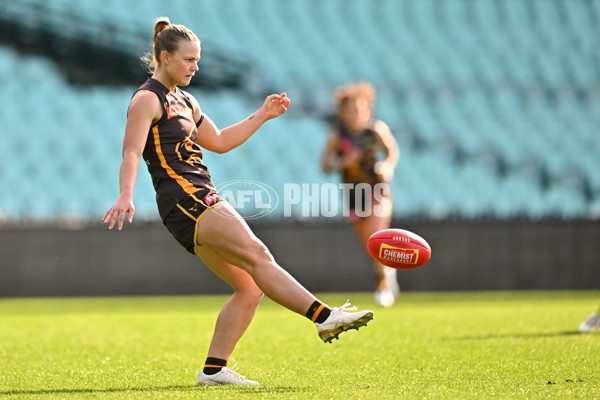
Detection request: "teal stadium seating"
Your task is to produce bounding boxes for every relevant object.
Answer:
[0,0,599,221]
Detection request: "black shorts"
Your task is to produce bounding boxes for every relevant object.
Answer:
[163,189,224,255]
[343,182,390,222]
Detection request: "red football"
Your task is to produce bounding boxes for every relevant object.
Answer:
[367,229,432,269]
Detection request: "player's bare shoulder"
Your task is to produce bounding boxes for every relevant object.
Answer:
[372,119,392,135]
[128,90,163,123]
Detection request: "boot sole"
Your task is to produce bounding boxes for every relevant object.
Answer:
[318,312,374,343]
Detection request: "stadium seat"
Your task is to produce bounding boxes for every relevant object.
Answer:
[1,0,598,221]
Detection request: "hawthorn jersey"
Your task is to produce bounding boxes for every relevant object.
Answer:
[135,78,217,221]
[335,122,382,186]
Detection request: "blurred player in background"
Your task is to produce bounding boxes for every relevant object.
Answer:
[321,82,400,307]
[103,17,373,387]
[579,305,600,332]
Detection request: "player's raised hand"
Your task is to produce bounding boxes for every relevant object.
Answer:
[262,93,290,119]
[103,195,135,230]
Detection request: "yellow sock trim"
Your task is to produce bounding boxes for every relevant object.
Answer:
[311,304,326,322]
[203,364,225,369]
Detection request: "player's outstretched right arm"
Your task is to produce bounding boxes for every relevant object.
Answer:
[194,93,290,154]
[103,91,161,230]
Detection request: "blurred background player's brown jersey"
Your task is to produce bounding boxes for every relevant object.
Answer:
[335,123,382,187]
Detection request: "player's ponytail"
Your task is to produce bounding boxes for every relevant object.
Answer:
[141,16,199,73]
[153,17,171,45]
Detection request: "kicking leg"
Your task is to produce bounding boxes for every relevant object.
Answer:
[195,202,318,316]
[196,202,373,344]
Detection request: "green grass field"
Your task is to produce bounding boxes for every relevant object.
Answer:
[0,291,598,399]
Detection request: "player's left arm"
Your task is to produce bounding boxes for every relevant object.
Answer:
[189,93,290,154]
[372,119,400,183]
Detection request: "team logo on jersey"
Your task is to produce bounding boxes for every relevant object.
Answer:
[188,203,201,213]
[339,139,354,153]
[204,193,219,206]
[167,107,178,119]
[167,106,192,119]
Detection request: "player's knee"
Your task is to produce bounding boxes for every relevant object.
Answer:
[236,283,264,306]
[251,289,265,306]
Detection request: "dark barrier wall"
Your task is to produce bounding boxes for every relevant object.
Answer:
[0,220,598,297]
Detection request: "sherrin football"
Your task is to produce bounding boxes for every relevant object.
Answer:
[367,229,432,269]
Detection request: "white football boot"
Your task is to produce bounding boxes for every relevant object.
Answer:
[385,267,401,298]
[374,288,395,307]
[197,366,260,386]
[578,313,600,333]
[316,301,374,343]
[375,268,400,307]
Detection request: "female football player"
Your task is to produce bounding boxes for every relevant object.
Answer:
[321,82,400,307]
[103,17,373,386]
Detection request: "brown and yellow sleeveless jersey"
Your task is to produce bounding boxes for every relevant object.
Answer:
[335,122,382,186]
[134,78,216,221]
